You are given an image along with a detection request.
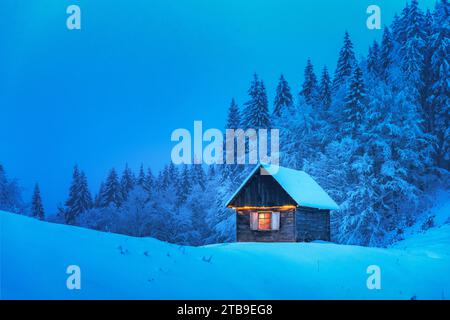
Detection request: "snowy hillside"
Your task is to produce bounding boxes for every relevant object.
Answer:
[1,210,449,300]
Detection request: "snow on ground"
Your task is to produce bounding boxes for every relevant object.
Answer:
[1,210,449,300]
[391,193,450,259]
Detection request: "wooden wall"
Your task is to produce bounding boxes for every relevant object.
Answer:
[236,209,296,242]
[229,173,297,207]
[295,208,330,242]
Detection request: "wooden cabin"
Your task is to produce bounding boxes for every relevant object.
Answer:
[226,163,339,242]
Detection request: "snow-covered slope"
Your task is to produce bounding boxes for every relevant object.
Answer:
[1,211,449,300]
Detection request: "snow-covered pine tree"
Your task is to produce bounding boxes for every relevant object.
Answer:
[332,31,356,91]
[144,168,154,194]
[167,162,179,185]
[420,9,435,133]
[273,74,294,117]
[191,164,206,191]
[64,166,93,223]
[176,164,191,206]
[318,66,332,112]
[380,26,394,79]
[94,182,105,208]
[226,98,241,129]
[0,164,23,213]
[400,0,426,94]
[241,74,270,129]
[64,165,80,218]
[301,59,319,106]
[137,164,146,187]
[120,164,135,201]
[393,2,413,47]
[31,183,44,220]
[367,40,381,77]
[222,98,243,181]
[77,171,93,211]
[156,170,165,191]
[342,65,366,137]
[100,168,122,208]
[429,0,450,168]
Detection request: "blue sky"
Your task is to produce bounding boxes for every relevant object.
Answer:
[0,0,435,212]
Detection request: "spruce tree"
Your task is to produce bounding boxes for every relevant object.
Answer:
[31,183,44,220]
[301,59,318,106]
[367,40,380,77]
[191,164,206,191]
[380,26,393,79]
[394,4,410,46]
[318,66,332,111]
[144,168,154,194]
[100,168,122,207]
[120,164,135,201]
[176,165,192,205]
[421,9,435,132]
[0,164,23,213]
[273,74,294,116]
[225,98,241,129]
[223,99,243,179]
[77,171,93,212]
[332,31,356,91]
[64,166,92,223]
[65,165,80,212]
[429,0,450,167]
[242,74,270,129]
[94,182,105,208]
[400,0,426,92]
[137,164,146,187]
[342,65,366,136]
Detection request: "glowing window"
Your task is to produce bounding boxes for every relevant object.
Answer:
[258,212,271,230]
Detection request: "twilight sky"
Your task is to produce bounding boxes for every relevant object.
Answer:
[0,0,435,212]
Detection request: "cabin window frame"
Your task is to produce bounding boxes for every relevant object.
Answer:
[249,211,281,231]
[257,211,272,231]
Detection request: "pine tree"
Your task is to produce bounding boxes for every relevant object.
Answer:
[318,66,332,112]
[429,0,450,167]
[0,164,23,213]
[380,26,393,79]
[64,165,80,212]
[242,74,270,129]
[400,0,426,92]
[144,168,154,194]
[226,98,241,129]
[191,164,206,191]
[94,182,105,208]
[137,164,146,186]
[273,74,294,116]
[394,4,410,46]
[167,162,179,184]
[176,165,192,205]
[301,59,318,106]
[100,168,122,207]
[420,9,435,132]
[77,171,93,212]
[64,166,92,223]
[31,183,44,220]
[332,31,356,91]
[367,40,380,77]
[342,65,366,136]
[120,164,135,201]
[223,99,244,180]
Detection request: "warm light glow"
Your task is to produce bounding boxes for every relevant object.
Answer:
[230,205,297,211]
[258,212,271,230]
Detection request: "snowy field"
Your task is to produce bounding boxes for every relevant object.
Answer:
[1,209,449,300]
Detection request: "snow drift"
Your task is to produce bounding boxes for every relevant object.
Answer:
[1,210,449,299]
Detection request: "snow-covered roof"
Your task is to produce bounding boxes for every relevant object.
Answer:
[226,163,339,210]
